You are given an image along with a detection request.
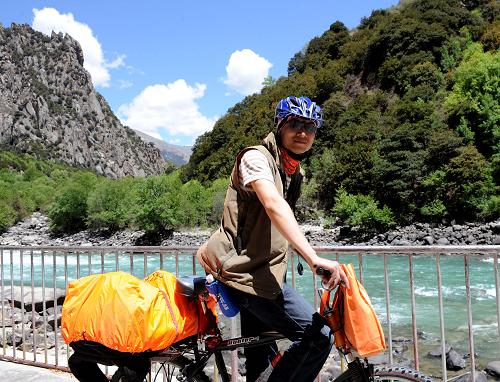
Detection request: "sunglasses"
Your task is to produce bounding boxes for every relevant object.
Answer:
[287,119,317,134]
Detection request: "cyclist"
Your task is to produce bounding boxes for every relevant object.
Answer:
[198,96,349,382]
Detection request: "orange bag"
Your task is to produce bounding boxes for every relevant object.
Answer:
[320,263,386,357]
[61,270,217,353]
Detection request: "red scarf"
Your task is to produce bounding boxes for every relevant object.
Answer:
[279,147,301,175]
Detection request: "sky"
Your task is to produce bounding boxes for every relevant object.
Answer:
[1,1,400,146]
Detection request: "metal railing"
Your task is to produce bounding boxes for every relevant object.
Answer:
[0,245,499,382]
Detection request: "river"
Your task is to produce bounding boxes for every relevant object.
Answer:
[1,249,499,372]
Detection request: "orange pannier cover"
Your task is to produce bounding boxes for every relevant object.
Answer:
[61,270,217,353]
[320,263,386,357]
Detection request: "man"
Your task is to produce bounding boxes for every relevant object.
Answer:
[198,96,349,382]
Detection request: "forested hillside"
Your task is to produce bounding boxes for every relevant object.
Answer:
[183,0,499,224]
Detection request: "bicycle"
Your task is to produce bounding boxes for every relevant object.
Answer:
[126,271,434,382]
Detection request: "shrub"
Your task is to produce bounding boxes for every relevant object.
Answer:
[86,177,136,231]
[134,173,183,233]
[48,173,98,233]
[0,202,16,233]
[479,195,500,220]
[178,180,211,227]
[333,188,395,232]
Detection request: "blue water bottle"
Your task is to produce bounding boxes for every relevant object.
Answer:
[205,274,240,317]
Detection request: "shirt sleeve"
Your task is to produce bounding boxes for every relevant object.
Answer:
[238,149,274,190]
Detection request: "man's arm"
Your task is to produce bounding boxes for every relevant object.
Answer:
[250,178,349,289]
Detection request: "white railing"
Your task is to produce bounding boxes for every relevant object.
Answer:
[0,245,499,382]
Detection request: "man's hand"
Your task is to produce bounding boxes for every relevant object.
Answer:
[313,257,350,290]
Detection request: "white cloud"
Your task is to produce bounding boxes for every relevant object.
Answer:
[224,49,272,96]
[32,7,123,88]
[106,54,126,69]
[118,79,133,89]
[118,80,217,141]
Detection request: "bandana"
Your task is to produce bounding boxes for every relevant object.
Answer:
[279,147,301,175]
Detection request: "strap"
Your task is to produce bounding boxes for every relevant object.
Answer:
[159,290,179,337]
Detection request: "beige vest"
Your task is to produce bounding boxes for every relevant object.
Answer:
[198,133,302,299]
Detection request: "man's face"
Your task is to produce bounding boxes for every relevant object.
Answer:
[279,117,316,154]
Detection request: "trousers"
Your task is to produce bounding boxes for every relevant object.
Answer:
[232,283,333,382]
[68,341,154,382]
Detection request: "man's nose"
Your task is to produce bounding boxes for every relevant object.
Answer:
[296,128,308,136]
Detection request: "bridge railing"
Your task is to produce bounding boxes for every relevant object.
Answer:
[0,245,499,382]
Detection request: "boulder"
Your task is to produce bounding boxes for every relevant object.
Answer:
[436,237,450,245]
[428,344,451,358]
[422,236,434,245]
[2,286,66,312]
[446,349,466,370]
[486,361,500,378]
[456,371,487,382]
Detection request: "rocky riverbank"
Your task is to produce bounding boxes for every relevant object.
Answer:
[0,213,499,248]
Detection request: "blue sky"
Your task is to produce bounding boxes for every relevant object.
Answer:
[1,1,400,146]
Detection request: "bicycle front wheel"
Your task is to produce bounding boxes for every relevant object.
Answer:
[374,366,434,382]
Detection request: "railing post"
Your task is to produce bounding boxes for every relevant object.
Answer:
[464,255,476,382]
[384,254,393,365]
[20,249,26,360]
[495,254,500,358]
[409,254,419,370]
[436,254,447,382]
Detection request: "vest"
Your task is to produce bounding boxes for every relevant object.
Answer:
[199,132,303,299]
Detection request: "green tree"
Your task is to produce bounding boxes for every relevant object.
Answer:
[49,173,98,233]
[87,177,136,231]
[445,43,500,158]
[134,173,183,233]
[332,188,395,232]
[262,75,276,88]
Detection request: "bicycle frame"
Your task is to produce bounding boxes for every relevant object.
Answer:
[155,327,375,382]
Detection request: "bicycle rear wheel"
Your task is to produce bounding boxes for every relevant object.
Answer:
[150,356,210,382]
[374,366,433,382]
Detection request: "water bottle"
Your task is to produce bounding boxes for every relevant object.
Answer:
[255,352,283,382]
[205,274,240,317]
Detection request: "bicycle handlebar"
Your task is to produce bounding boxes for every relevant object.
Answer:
[315,267,331,278]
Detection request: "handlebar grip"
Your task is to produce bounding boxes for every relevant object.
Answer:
[316,267,332,278]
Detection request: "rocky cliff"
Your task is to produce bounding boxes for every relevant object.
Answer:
[0,23,165,178]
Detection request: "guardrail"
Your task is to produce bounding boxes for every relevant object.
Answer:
[0,245,499,382]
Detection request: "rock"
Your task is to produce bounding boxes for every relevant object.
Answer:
[2,286,66,312]
[392,336,412,343]
[446,349,466,370]
[491,223,500,234]
[456,371,487,382]
[368,353,390,365]
[492,235,500,245]
[436,237,450,245]
[486,361,500,377]
[422,236,434,245]
[428,344,451,358]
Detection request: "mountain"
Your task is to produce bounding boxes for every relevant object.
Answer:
[0,23,165,178]
[132,129,191,165]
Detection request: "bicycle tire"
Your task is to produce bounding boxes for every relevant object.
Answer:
[374,366,434,382]
[150,355,211,382]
